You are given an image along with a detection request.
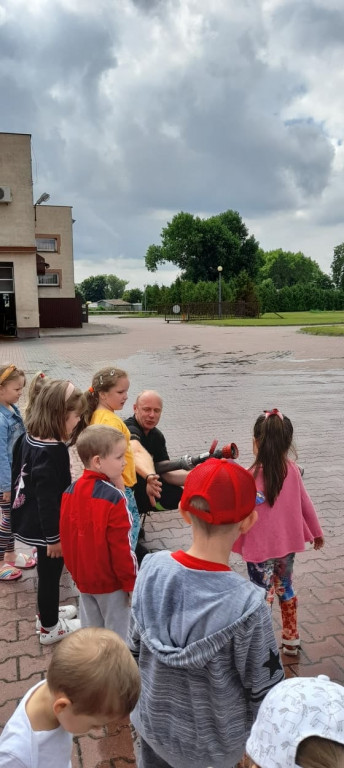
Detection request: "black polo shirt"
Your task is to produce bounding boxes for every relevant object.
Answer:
[124,415,169,463]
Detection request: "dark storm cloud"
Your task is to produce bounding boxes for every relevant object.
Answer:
[131,0,167,9]
[107,10,334,219]
[0,0,341,279]
[0,4,117,125]
[273,0,344,52]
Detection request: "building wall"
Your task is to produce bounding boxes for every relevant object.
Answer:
[0,133,39,335]
[0,133,35,248]
[35,206,75,298]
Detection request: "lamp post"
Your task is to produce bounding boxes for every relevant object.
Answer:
[143,284,147,312]
[34,192,50,222]
[217,266,223,318]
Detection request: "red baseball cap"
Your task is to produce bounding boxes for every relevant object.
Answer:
[180,458,257,525]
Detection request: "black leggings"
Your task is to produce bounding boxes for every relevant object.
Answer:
[36,547,64,628]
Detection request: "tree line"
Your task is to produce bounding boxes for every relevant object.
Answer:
[76,210,344,312]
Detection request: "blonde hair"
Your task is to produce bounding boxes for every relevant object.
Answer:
[47,627,141,718]
[0,363,25,387]
[187,496,218,536]
[26,380,86,441]
[76,425,126,466]
[24,372,50,422]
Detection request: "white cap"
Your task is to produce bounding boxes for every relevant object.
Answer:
[246,675,344,768]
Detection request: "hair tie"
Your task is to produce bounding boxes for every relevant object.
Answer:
[65,382,75,402]
[88,386,94,394]
[39,373,45,379]
[264,408,283,421]
[0,364,16,385]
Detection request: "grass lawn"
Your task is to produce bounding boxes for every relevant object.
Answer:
[299,324,344,336]
[194,311,344,327]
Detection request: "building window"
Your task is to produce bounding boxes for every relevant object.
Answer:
[0,264,14,293]
[36,237,58,252]
[38,273,60,286]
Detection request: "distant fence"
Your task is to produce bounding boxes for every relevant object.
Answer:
[39,297,83,328]
[164,299,260,322]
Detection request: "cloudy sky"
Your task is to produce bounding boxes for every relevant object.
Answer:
[1,0,344,288]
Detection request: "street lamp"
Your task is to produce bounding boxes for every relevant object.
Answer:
[34,192,50,222]
[217,266,223,318]
[34,193,50,206]
[143,284,147,312]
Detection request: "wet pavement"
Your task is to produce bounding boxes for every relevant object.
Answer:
[0,317,343,767]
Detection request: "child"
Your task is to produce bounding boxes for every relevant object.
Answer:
[24,371,50,422]
[60,425,137,639]
[232,408,324,656]
[83,367,141,549]
[128,457,284,768]
[11,380,86,645]
[0,363,36,580]
[0,626,141,768]
[246,675,344,768]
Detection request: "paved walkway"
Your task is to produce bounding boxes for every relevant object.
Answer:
[0,318,343,767]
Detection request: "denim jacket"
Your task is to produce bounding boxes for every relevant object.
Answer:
[0,404,25,492]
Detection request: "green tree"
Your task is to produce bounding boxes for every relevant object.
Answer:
[74,285,85,301]
[257,279,278,313]
[76,274,128,302]
[122,288,143,303]
[259,249,327,289]
[105,275,128,299]
[77,275,107,302]
[331,243,344,290]
[145,210,261,282]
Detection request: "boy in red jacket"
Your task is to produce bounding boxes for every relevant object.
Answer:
[60,425,137,640]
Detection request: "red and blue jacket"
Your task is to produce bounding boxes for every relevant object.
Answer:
[60,469,137,594]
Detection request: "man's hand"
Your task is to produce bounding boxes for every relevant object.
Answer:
[146,474,162,506]
[47,542,63,558]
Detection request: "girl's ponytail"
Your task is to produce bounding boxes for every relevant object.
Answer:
[252,410,295,506]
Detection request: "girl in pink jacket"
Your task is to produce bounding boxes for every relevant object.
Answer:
[233,408,324,656]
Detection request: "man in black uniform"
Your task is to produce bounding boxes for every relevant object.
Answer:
[125,390,188,520]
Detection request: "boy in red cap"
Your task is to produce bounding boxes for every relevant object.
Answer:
[128,458,284,768]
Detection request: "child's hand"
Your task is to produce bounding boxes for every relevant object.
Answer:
[47,542,63,558]
[313,536,324,550]
[1,491,11,503]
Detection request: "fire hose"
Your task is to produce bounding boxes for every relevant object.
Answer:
[154,439,239,475]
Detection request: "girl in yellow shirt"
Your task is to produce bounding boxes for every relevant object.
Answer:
[85,367,140,549]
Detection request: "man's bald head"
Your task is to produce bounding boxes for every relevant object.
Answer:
[134,391,163,434]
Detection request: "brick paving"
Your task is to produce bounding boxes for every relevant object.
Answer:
[0,317,343,767]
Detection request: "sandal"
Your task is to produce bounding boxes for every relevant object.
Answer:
[0,563,22,581]
[6,552,36,569]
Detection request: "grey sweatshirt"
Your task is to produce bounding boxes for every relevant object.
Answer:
[128,551,284,768]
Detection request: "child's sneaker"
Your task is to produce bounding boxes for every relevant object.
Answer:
[282,637,301,656]
[40,617,80,645]
[35,604,77,633]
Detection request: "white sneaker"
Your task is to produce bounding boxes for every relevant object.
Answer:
[36,604,77,633]
[40,618,81,645]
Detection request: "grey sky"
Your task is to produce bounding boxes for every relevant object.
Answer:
[1,0,343,288]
